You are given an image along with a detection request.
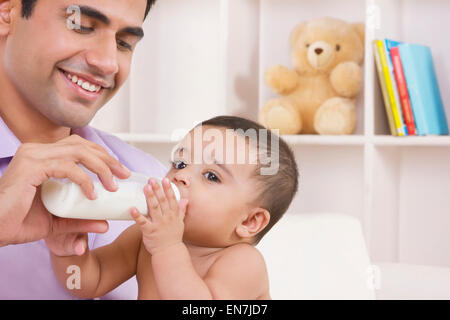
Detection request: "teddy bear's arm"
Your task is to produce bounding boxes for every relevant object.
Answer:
[264,65,299,95]
[330,61,363,98]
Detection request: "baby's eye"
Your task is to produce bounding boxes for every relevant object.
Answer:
[204,171,220,183]
[171,160,187,170]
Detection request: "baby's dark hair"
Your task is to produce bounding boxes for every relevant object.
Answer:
[199,116,299,245]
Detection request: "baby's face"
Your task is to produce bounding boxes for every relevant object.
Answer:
[165,126,261,247]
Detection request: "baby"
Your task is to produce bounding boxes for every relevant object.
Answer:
[46,116,299,300]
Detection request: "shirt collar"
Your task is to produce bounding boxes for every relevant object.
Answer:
[0,116,21,159]
[0,115,117,160]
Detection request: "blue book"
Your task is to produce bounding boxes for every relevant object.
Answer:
[398,43,448,135]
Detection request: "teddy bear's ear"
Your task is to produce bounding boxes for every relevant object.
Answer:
[290,22,307,48]
[352,22,365,44]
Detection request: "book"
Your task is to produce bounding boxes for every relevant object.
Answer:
[373,40,397,136]
[398,43,449,135]
[383,39,408,136]
[390,46,417,135]
[375,40,406,136]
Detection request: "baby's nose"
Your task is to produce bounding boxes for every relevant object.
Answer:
[174,174,190,187]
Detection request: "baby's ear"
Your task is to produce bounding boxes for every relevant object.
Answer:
[236,208,270,239]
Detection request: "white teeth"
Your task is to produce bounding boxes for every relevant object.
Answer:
[64,71,101,93]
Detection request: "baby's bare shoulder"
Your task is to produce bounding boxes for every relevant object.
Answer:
[204,243,269,299]
[211,244,268,281]
[220,243,266,265]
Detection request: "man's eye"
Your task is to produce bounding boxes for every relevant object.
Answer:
[117,39,132,51]
[171,160,186,170]
[72,25,94,34]
[204,171,220,183]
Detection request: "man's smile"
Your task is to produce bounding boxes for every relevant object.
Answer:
[57,68,106,102]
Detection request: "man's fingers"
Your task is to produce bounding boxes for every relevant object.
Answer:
[52,216,109,235]
[46,232,84,257]
[71,135,131,179]
[69,148,118,192]
[58,135,131,190]
[73,235,87,256]
[90,148,131,180]
[46,161,97,200]
[62,233,87,256]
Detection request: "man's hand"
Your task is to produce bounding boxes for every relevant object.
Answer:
[0,134,130,247]
[131,178,189,256]
[45,230,91,257]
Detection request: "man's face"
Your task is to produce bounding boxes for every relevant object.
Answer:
[2,0,147,128]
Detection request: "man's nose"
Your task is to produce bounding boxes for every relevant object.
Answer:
[85,35,119,78]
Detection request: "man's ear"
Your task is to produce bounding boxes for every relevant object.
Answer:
[236,207,270,239]
[0,1,12,36]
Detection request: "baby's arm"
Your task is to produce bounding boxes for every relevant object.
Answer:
[47,224,142,299]
[131,178,269,300]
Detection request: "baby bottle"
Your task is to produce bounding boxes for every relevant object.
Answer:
[41,172,181,220]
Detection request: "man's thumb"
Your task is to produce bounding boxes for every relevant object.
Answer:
[73,235,87,256]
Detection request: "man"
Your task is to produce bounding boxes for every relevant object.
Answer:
[0,0,166,299]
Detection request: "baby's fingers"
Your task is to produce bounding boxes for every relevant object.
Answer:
[178,199,189,220]
[144,183,162,221]
[131,207,151,228]
[150,179,171,215]
[162,178,178,211]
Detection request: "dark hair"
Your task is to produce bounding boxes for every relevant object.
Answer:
[21,0,156,19]
[199,116,299,245]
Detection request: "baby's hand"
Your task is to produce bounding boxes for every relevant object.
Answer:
[130,178,188,256]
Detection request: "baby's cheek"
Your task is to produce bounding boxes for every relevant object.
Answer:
[165,169,175,179]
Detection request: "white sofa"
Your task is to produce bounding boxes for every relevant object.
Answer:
[257,213,450,300]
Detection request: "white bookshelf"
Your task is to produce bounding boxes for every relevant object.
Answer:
[92,0,450,268]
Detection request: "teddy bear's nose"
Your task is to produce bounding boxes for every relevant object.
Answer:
[315,48,323,55]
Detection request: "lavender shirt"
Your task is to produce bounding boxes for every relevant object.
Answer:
[0,116,168,299]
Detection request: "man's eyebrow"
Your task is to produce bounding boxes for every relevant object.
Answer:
[64,5,144,39]
[78,5,110,25]
[119,26,145,39]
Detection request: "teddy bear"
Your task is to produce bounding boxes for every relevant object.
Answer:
[259,17,365,135]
